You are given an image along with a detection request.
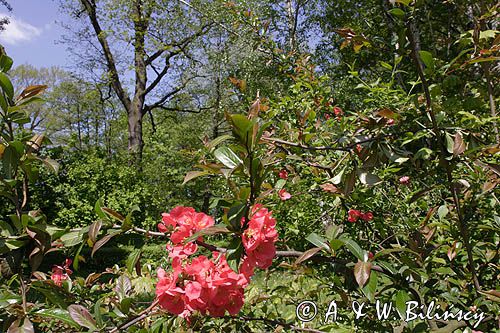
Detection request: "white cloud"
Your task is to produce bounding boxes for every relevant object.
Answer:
[0,13,42,45]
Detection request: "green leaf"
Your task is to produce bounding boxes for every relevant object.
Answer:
[362,271,378,302]
[123,205,140,231]
[73,241,85,271]
[60,231,83,247]
[394,290,410,319]
[31,281,70,307]
[35,309,78,328]
[227,114,254,146]
[68,304,97,331]
[418,50,434,69]
[357,171,382,186]
[94,198,107,221]
[183,170,210,184]
[0,55,13,72]
[305,233,330,251]
[341,237,366,261]
[2,144,21,179]
[214,146,242,169]
[388,8,405,18]
[380,61,393,70]
[372,247,420,260]
[207,134,233,150]
[415,147,433,160]
[226,237,244,272]
[126,249,142,275]
[438,205,449,220]
[0,72,14,100]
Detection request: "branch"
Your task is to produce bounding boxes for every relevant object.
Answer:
[109,300,159,333]
[406,17,481,293]
[144,76,198,113]
[80,0,131,111]
[262,135,392,152]
[145,23,212,66]
[174,0,240,38]
[154,104,216,114]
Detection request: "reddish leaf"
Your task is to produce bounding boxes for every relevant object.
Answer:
[320,183,341,194]
[354,261,372,287]
[453,132,466,156]
[16,85,47,101]
[88,220,102,244]
[91,230,121,257]
[376,108,397,119]
[447,241,458,261]
[68,305,97,330]
[295,247,322,265]
[101,207,125,222]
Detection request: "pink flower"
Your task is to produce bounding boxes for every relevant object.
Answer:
[155,205,278,319]
[278,189,291,201]
[386,118,395,126]
[50,258,73,286]
[399,176,410,185]
[278,169,288,179]
[158,207,214,244]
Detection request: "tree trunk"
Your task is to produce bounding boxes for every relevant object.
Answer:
[128,102,144,164]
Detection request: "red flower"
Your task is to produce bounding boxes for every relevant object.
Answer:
[333,106,343,116]
[278,189,291,201]
[278,169,288,179]
[361,212,373,221]
[348,209,373,223]
[50,259,72,286]
[348,209,361,223]
[324,113,331,120]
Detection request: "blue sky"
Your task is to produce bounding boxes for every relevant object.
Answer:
[0,0,71,68]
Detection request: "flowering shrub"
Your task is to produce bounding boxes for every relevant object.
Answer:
[155,205,278,319]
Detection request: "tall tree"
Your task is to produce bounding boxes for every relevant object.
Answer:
[63,0,212,165]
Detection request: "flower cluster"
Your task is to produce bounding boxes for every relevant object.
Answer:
[241,204,278,270]
[158,206,214,245]
[50,259,72,286]
[156,205,278,319]
[347,209,373,223]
